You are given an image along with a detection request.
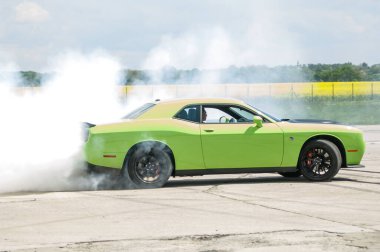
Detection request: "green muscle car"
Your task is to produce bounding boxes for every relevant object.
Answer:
[84,98,365,188]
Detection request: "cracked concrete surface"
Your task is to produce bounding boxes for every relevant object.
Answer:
[0,125,379,251]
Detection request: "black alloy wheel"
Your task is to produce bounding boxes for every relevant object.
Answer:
[299,139,342,181]
[125,146,173,188]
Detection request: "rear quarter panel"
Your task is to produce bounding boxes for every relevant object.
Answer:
[85,119,205,170]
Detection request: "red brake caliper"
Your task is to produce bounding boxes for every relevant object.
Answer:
[306,151,313,167]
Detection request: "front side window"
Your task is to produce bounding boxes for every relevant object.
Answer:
[174,105,200,123]
[202,107,234,123]
[202,104,265,124]
[230,107,254,122]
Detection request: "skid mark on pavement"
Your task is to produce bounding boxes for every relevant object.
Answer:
[8,230,379,252]
[203,186,377,232]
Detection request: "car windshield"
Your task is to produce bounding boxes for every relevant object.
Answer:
[246,104,281,122]
[122,103,155,119]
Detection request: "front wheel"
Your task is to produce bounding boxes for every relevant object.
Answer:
[124,146,173,189]
[298,139,342,181]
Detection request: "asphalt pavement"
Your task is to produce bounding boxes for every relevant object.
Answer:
[0,125,379,251]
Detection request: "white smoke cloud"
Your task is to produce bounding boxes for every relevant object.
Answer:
[142,24,301,84]
[144,24,301,68]
[0,51,125,193]
[143,28,235,71]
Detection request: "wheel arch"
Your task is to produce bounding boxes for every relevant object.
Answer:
[122,140,176,176]
[300,135,347,168]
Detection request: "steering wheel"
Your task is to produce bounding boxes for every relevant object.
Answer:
[219,116,228,123]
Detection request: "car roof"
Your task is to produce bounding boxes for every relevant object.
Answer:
[154,97,245,106]
[138,97,247,119]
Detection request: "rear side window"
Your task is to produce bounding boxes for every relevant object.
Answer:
[123,103,155,119]
[174,105,200,123]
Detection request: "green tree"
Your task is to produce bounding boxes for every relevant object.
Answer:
[19,71,41,86]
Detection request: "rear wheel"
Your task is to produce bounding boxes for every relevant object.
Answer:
[124,145,173,189]
[299,139,342,181]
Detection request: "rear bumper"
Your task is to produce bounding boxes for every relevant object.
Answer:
[86,162,121,176]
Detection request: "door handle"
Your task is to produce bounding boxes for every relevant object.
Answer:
[204,129,214,132]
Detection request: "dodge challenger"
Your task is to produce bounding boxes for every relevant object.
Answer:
[84,98,365,188]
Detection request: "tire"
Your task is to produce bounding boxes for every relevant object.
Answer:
[86,162,96,174]
[123,145,173,189]
[298,139,342,181]
[278,170,302,178]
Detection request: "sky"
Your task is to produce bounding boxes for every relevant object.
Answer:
[0,0,379,71]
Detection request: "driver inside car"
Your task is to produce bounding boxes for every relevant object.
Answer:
[202,107,207,122]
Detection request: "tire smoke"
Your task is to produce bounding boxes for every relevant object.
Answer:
[0,51,126,193]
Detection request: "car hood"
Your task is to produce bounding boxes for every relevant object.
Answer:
[277,120,362,134]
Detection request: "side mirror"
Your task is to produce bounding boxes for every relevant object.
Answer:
[253,116,263,128]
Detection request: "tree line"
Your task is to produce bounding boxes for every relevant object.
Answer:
[16,63,380,86]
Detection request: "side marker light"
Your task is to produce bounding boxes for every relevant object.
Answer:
[347,150,358,152]
[103,154,117,158]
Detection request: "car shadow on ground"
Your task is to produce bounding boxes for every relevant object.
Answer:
[1,174,377,196]
[165,175,380,188]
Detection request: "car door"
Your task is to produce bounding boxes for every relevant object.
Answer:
[200,104,284,169]
[172,104,205,170]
